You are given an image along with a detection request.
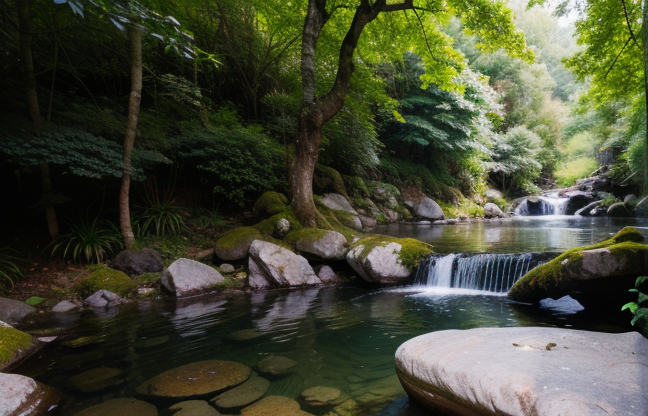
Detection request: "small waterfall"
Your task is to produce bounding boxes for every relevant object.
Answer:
[514,195,568,216]
[415,252,554,293]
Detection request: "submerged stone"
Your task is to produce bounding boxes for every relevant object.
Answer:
[169,400,221,416]
[69,367,124,393]
[240,396,313,416]
[225,329,264,342]
[395,327,648,416]
[73,398,157,416]
[257,355,297,376]
[301,386,341,406]
[211,373,269,409]
[136,360,251,399]
[134,335,169,349]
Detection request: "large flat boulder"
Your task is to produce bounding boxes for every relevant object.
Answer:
[508,227,648,308]
[289,228,348,260]
[395,327,648,416]
[161,258,225,297]
[247,240,320,289]
[413,197,444,220]
[0,373,60,416]
[111,249,163,276]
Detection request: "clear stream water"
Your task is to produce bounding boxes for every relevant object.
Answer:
[13,216,648,416]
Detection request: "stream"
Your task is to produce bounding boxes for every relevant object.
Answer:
[13,216,648,416]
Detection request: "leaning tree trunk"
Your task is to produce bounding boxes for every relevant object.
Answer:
[119,23,143,248]
[292,111,324,227]
[643,2,648,193]
[16,0,59,239]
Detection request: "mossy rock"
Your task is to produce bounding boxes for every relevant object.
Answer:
[253,192,289,218]
[0,322,37,370]
[351,236,433,270]
[215,227,263,261]
[314,164,349,199]
[74,265,136,298]
[343,175,370,198]
[508,227,648,306]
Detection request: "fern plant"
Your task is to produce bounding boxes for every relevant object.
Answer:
[0,247,22,293]
[622,276,648,336]
[51,217,123,264]
[136,178,185,237]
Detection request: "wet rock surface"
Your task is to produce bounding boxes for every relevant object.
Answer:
[211,373,269,410]
[73,398,158,416]
[396,327,648,416]
[0,373,60,416]
[161,258,225,297]
[257,355,297,376]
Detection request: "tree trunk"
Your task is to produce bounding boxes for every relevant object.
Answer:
[16,0,59,239]
[292,111,323,227]
[643,2,648,193]
[119,23,143,248]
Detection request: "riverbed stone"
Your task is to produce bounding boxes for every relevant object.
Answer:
[301,386,341,406]
[564,191,597,215]
[169,400,221,416]
[0,373,60,416]
[161,258,225,297]
[257,355,297,376]
[483,202,504,219]
[247,240,320,288]
[211,373,270,410]
[315,265,339,284]
[215,227,263,261]
[226,328,264,342]
[69,367,124,393]
[413,197,444,220]
[320,193,357,214]
[136,360,252,399]
[607,201,632,217]
[85,290,125,308]
[241,396,313,416]
[52,300,78,313]
[74,398,158,416]
[395,327,648,416]
[508,227,648,308]
[111,249,163,276]
[292,229,348,260]
[220,263,236,274]
[0,297,37,326]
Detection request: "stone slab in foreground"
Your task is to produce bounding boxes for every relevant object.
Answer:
[395,327,648,416]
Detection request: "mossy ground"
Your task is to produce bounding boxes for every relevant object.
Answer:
[73,265,137,298]
[215,227,262,251]
[351,235,433,270]
[314,164,349,198]
[0,325,34,368]
[253,191,289,218]
[509,227,646,301]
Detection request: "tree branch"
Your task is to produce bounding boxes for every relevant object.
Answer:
[604,35,632,79]
[620,0,640,50]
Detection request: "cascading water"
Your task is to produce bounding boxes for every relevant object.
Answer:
[415,252,555,293]
[514,195,569,216]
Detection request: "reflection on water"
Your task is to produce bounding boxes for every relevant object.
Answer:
[14,286,626,416]
[377,216,648,253]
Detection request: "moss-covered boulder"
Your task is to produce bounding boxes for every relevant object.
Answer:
[253,191,289,219]
[0,321,39,371]
[74,265,136,298]
[215,227,263,261]
[286,228,348,260]
[314,164,349,199]
[347,236,433,284]
[508,227,648,308]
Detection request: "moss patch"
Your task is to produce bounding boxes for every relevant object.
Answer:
[216,227,262,251]
[284,228,330,247]
[351,235,433,270]
[343,175,370,198]
[508,227,647,302]
[74,265,136,298]
[0,325,34,368]
[253,191,289,218]
[314,164,349,198]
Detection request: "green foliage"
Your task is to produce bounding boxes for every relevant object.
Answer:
[25,296,44,306]
[51,217,123,264]
[172,124,285,207]
[0,126,169,180]
[379,158,461,203]
[137,201,184,238]
[555,157,598,187]
[487,126,542,195]
[74,265,136,298]
[0,247,22,294]
[622,276,648,336]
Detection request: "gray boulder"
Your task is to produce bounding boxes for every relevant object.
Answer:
[111,249,163,276]
[575,200,602,216]
[564,191,597,215]
[363,197,382,218]
[359,215,377,230]
[607,202,632,217]
[0,297,36,326]
[247,240,320,289]
[396,327,648,416]
[85,290,126,308]
[347,241,410,284]
[219,263,236,274]
[483,202,504,219]
[294,229,347,260]
[315,265,339,284]
[52,300,78,313]
[0,373,60,416]
[485,189,502,200]
[273,218,291,239]
[320,193,357,214]
[161,258,225,297]
[413,197,444,220]
[635,195,648,217]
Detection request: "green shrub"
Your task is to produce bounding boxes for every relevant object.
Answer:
[74,265,136,298]
[51,217,123,264]
[136,201,185,237]
[0,247,22,293]
[555,157,598,187]
[622,275,648,336]
[173,125,285,207]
